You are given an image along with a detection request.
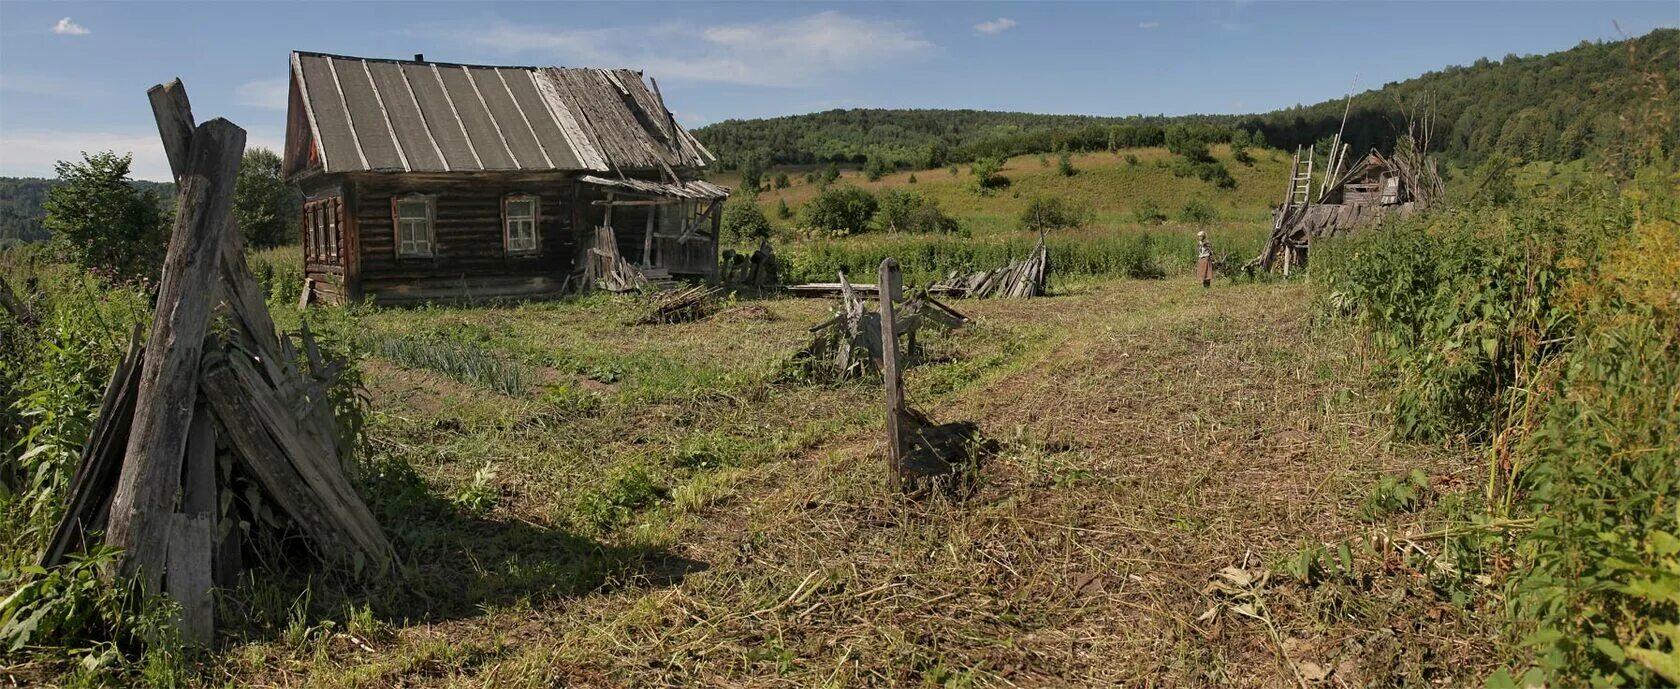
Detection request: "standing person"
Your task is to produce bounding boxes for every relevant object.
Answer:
[1195,231,1215,288]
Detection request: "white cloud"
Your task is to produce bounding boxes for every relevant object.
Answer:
[0,128,284,181]
[236,79,288,110]
[52,17,89,35]
[1138,21,1161,30]
[438,11,932,87]
[974,18,1017,35]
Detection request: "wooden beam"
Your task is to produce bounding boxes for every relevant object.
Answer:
[107,103,245,594]
[147,80,194,181]
[878,258,905,492]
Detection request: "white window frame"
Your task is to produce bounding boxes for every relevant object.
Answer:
[503,194,539,255]
[393,194,435,258]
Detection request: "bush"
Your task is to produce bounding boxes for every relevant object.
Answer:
[721,198,774,242]
[1178,200,1216,226]
[874,190,958,234]
[42,151,168,284]
[773,173,790,190]
[1056,150,1076,177]
[1018,196,1092,233]
[907,174,918,184]
[969,157,1008,194]
[1133,199,1167,225]
[775,198,793,219]
[804,186,878,237]
[1124,153,1140,166]
[820,163,841,187]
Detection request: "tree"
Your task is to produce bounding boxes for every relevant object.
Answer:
[820,162,841,187]
[233,147,299,248]
[1056,149,1076,176]
[773,172,791,190]
[775,198,793,219]
[42,151,167,283]
[864,155,891,182]
[804,186,877,237]
[738,155,767,196]
[721,198,773,242]
[1018,196,1091,232]
[970,157,1007,194]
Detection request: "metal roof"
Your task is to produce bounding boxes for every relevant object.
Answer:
[288,51,715,175]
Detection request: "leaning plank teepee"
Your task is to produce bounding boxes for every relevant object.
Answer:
[41,79,394,645]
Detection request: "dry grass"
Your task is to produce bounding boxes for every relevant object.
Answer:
[188,277,1499,688]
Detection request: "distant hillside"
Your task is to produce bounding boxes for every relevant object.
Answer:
[0,177,173,246]
[695,28,1678,170]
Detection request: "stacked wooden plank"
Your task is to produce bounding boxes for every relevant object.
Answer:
[41,79,394,646]
[931,236,1049,299]
[581,224,651,292]
[637,285,722,324]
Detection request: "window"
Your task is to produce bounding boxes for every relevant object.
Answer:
[504,195,539,254]
[303,197,343,265]
[394,195,434,257]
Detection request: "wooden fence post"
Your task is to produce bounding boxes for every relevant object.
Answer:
[879,258,905,491]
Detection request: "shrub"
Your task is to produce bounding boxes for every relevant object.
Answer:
[1133,199,1167,225]
[820,163,841,187]
[42,151,168,284]
[969,157,1008,194]
[804,186,878,237]
[1178,199,1217,227]
[775,198,793,219]
[907,173,918,184]
[773,173,790,190]
[1124,153,1140,166]
[1018,196,1092,233]
[874,190,958,234]
[721,198,773,242]
[737,155,766,196]
[1056,150,1076,177]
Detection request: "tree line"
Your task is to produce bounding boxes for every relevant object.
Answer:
[697,29,1678,174]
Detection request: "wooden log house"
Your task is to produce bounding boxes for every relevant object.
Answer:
[282,51,728,304]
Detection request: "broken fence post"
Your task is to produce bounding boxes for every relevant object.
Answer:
[879,258,905,491]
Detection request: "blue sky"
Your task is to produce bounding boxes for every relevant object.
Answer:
[1,1,1674,181]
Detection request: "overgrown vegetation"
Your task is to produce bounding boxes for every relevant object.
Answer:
[1315,165,1679,685]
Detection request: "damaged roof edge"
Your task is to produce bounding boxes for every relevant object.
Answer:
[288,51,708,176]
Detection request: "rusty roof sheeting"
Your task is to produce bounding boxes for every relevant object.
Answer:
[290,52,713,175]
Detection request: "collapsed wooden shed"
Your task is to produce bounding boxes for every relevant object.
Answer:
[282,52,729,305]
[1251,140,1442,273]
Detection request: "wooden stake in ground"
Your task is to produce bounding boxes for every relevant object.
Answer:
[104,93,245,595]
[879,258,905,491]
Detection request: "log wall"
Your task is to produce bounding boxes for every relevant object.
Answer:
[347,172,580,305]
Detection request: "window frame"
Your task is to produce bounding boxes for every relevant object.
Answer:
[391,193,437,259]
[502,194,540,256]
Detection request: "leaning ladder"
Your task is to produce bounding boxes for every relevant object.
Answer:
[1290,144,1315,208]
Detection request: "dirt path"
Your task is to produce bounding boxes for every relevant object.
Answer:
[224,278,1496,688]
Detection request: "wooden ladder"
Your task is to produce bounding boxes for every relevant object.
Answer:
[1289,144,1315,208]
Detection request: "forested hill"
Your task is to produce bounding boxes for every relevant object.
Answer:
[694,28,1678,170]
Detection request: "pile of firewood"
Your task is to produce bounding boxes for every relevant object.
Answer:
[931,236,1049,298]
[637,285,722,324]
[581,225,651,292]
[39,80,394,645]
[793,272,967,381]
